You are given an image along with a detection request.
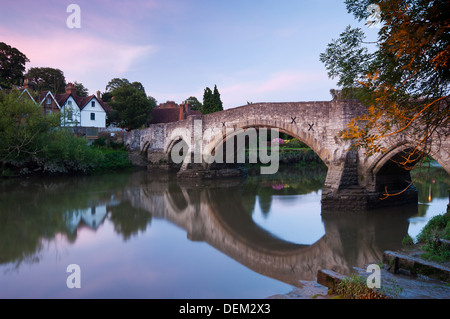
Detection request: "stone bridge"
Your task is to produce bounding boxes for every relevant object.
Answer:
[124,100,450,211]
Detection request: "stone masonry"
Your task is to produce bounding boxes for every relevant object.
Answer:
[124,100,450,211]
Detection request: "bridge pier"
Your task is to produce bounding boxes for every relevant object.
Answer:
[176,158,246,179]
[321,186,418,212]
[321,150,419,211]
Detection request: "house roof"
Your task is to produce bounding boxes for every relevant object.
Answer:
[18,88,37,103]
[3,83,110,113]
[55,93,71,107]
[38,90,60,108]
[55,93,110,112]
[149,106,202,124]
[149,107,181,124]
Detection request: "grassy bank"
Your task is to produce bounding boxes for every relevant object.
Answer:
[416,212,450,262]
[1,130,131,177]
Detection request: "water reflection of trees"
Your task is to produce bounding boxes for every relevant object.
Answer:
[0,172,152,268]
[411,166,450,217]
[244,165,327,215]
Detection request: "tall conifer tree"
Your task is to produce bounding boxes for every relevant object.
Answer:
[212,85,223,113]
[202,87,214,114]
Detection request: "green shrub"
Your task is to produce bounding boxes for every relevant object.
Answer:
[95,149,131,171]
[0,91,60,163]
[37,129,104,174]
[92,137,107,147]
[417,214,450,243]
[402,234,415,246]
[333,275,390,299]
[279,149,323,164]
[282,138,309,149]
[417,212,450,261]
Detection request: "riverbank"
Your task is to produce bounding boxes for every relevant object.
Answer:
[1,136,132,178]
[268,245,450,299]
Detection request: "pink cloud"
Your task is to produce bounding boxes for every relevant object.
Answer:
[0,27,157,92]
[219,71,328,107]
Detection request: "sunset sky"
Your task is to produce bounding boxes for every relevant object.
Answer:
[0,0,378,108]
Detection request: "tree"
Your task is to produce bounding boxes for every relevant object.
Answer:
[185,96,203,113]
[212,85,224,112]
[320,0,449,169]
[105,78,131,93]
[101,91,113,103]
[106,78,156,130]
[0,90,59,164]
[73,81,89,97]
[0,42,29,89]
[202,85,223,114]
[202,87,214,114]
[24,67,66,94]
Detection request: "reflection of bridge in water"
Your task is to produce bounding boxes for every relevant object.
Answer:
[124,172,416,288]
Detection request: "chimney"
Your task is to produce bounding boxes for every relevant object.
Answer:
[65,83,76,95]
[96,90,101,99]
[178,103,184,121]
[184,100,190,114]
[23,78,35,90]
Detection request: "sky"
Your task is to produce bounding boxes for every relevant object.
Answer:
[0,0,379,109]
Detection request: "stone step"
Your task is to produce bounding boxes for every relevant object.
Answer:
[316,269,346,290]
[383,250,450,282]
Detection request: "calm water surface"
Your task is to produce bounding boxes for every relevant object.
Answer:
[0,165,448,298]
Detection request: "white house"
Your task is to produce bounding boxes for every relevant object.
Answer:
[59,95,81,126]
[79,96,107,129]
[57,83,107,129]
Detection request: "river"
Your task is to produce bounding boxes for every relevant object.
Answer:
[0,164,448,298]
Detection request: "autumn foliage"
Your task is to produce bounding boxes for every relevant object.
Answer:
[322,0,449,169]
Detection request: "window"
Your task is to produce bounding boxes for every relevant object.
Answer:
[46,97,51,105]
[68,100,72,106]
[91,101,95,107]
[90,113,95,121]
[67,110,73,119]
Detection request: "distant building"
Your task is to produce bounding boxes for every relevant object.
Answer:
[149,100,202,124]
[56,83,109,129]
[17,80,110,129]
[11,80,111,141]
[38,90,60,115]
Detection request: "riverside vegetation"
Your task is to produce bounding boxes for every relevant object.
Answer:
[402,165,450,262]
[0,91,131,177]
[403,211,450,263]
[244,136,325,169]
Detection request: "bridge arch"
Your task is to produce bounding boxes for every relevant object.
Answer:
[202,122,331,169]
[164,135,190,171]
[364,140,449,192]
